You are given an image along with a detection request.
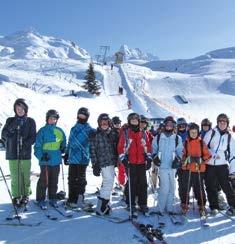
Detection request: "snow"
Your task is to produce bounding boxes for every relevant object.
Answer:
[0,30,235,243]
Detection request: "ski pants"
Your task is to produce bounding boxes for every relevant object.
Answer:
[124,164,148,207]
[68,164,87,203]
[100,165,115,200]
[36,165,60,201]
[181,170,206,207]
[205,164,235,210]
[9,160,31,198]
[156,168,176,213]
[177,168,184,204]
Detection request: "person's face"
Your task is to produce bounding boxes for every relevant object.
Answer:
[165,121,174,131]
[15,105,25,117]
[48,117,58,125]
[189,129,198,139]
[140,121,147,129]
[218,119,228,131]
[78,114,87,120]
[178,124,186,131]
[100,120,109,130]
[113,123,121,129]
[202,125,210,132]
[130,118,139,125]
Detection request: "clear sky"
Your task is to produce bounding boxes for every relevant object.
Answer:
[0,0,235,60]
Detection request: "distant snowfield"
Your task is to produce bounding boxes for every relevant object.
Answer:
[0,30,235,243]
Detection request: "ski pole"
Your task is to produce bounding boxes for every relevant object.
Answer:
[128,165,132,220]
[185,170,192,215]
[197,167,205,215]
[0,165,21,223]
[61,162,66,193]
[17,126,21,200]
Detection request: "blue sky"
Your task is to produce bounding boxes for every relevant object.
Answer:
[0,0,235,60]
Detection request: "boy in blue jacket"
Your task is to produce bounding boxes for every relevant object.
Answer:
[34,110,66,209]
[65,107,95,209]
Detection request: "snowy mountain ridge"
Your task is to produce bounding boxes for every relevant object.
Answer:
[0,29,91,60]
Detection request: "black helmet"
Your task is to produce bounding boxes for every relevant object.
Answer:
[13,98,28,114]
[127,113,140,122]
[140,115,148,124]
[217,113,229,125]
[201,118,212,128]
[77,107,90,119]
[188,123,200,137]
[164,116,176,125]
[46,109,60,121]
[177,117,187,125]
[97,113,111,126]
[112,116,122,125]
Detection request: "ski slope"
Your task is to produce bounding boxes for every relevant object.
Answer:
[1,30,235,243]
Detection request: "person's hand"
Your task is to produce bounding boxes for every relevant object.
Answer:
[93,164,101,176]
[153,154,161,166]
[145,153,152,170]
[119,154,129,168]
[62,154,69,165]
[41,153,50,162]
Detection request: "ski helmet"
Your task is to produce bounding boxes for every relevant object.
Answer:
[177,117,187,126]
[127,113,140,125]
[140,115,148,124]
[217,113,229,125]
[111,116,122,125]
[201,118,212,129]
[13,98,28,114]
[164,116,176,126]
[97,113,111,126]
[77,107,90,119]
[46,109,60,121]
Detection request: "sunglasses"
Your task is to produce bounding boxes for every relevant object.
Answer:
[218,119,228,123]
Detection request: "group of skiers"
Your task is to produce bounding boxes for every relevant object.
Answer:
[1,98,235,218]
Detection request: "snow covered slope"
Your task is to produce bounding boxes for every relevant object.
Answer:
[0,30,235,243]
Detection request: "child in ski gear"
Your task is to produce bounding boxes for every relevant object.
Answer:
[118,113,152,214]
[181,123,211,215]
[204,113,235,216]
[1,98,36,207]
[65,107,95,209]
[90,113,118,215]
[200,118,212,139]
[34,110,66,209]
[152,116,183,214]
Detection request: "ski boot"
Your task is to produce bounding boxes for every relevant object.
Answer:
[38,200,47,210]
[12,197,22,208]
[49,199,58,208]
[226,206,235,216]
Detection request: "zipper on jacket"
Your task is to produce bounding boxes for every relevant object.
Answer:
[213,134,222,165]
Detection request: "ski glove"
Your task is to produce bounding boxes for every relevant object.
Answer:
[172,156,182,169]
[145,153,152,170]
[119,154,129,168]
[93,164,101,177]
[41,152,50,162]
[62,154,69,165]
[153,154,161,166]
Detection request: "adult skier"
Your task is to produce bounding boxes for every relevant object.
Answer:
[204,113,235,216]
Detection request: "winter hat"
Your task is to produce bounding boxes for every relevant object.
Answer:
[13,98,28,114]
[127,113,140,125]
[177,117,187,126]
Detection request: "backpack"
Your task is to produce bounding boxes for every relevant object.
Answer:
[207,129,231,161]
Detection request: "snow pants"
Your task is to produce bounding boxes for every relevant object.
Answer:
[124,164,148,207]
[156,168,176,213]
[68,164,87,203]
[36,165,60,201]
[205,164,235,210]
[9,159,31,198]
[181,170,206,207]
[100,165,115,200]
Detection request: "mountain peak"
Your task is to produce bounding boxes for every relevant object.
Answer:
[0,29,90,60]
